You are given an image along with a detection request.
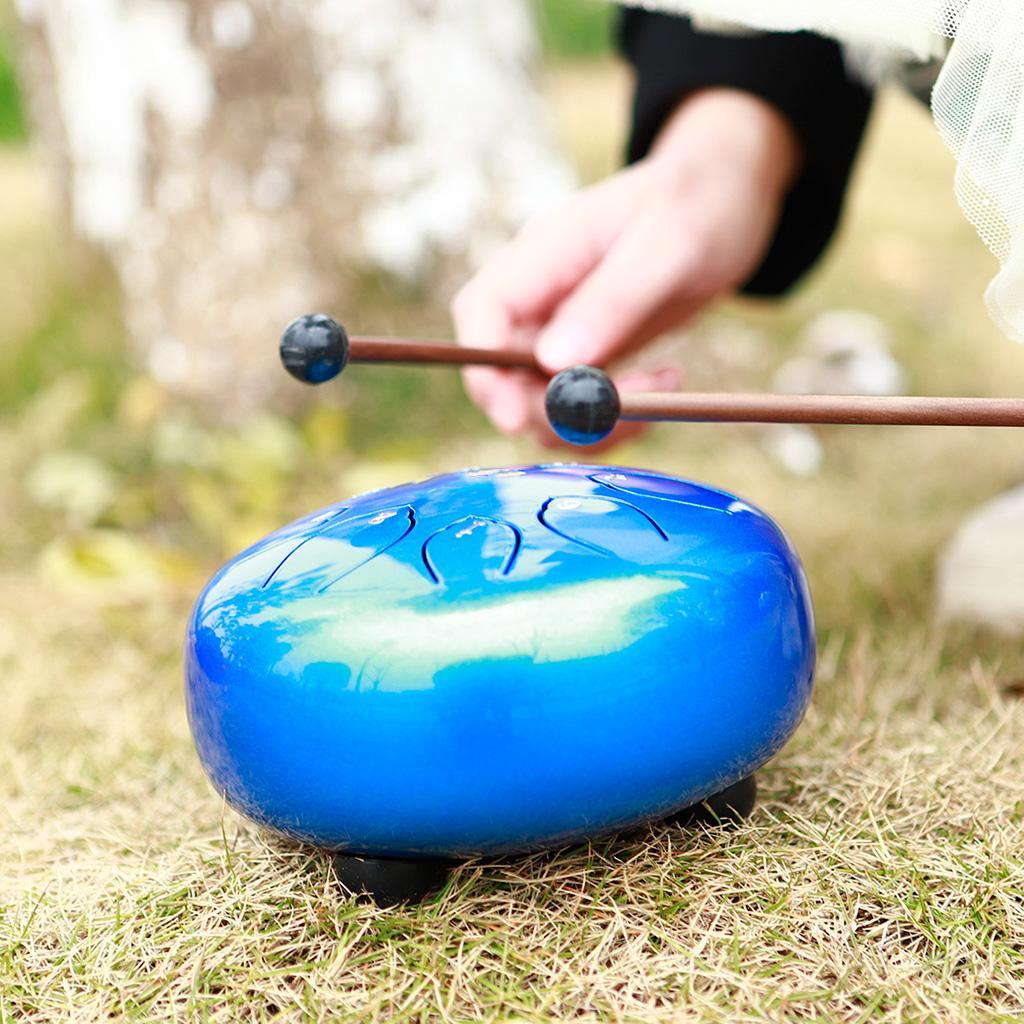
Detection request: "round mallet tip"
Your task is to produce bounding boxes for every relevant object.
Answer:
[280,313,349,384]
[545,366,621,446]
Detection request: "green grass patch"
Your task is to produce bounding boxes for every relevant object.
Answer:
[0,30,25,142]
[534,0,614,57]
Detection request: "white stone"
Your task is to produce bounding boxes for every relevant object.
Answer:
[774,310,907,397]
[760,425,825,477]
[936,485,1024,634]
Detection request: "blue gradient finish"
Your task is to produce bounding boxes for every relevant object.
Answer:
[185,464,815,858]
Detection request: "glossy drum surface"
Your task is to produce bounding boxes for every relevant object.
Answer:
[186,464,815,858]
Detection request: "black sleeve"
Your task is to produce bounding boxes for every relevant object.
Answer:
[618,10,874,296]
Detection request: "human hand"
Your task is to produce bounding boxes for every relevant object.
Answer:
[451,88,802,446]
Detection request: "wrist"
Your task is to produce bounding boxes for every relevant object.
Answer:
[648,88,803,202]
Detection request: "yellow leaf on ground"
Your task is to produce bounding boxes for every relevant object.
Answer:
[36,529,197,600]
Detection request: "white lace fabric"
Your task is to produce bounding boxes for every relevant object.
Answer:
[618,1,1024,343]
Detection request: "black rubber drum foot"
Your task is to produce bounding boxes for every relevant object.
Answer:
[331,853,454,907]
[669,774,758,828]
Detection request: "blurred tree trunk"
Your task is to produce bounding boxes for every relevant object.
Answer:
[16,0,571,409]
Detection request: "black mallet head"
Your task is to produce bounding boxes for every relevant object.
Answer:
[545,366,621,446]
[280,313,349,384]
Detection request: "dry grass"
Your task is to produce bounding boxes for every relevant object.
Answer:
[3,571,1023,1022]
[3,67,1024,1022]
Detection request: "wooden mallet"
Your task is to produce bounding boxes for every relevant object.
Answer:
[279,314,1024,445]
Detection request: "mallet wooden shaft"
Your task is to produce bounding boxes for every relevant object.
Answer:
[349,337,1024,428]
[619,391,1024,428]
[296,328,1024,429]
[348,336,540,372]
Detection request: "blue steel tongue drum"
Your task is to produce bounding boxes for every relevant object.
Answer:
[186,463,814,904]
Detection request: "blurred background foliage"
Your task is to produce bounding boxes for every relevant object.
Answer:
[534,0,614,57]
[0,1,613,150]
[0,17,24,142]
[0,1,1023,663]
[0,0,623,146]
